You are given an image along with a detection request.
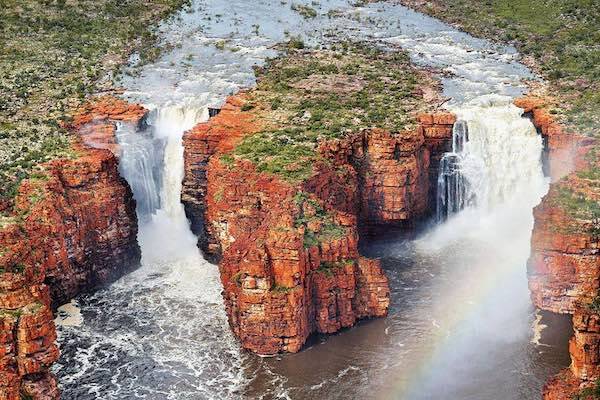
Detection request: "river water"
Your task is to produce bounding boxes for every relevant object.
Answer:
[53,1,572,399]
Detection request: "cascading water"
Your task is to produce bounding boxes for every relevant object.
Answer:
[54,2,572,399]
[137,105,206,263]
[437,96,545,221]
[436,120,471,220]
[115,122,163,218]
[53,104,253,398]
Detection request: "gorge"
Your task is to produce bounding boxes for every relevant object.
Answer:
[1,1,598,400]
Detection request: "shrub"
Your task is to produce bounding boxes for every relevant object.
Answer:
[572,379,600,400]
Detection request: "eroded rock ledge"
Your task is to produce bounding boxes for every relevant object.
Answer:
[516,97,600,399]
[182,47,456,354]
[0,97,144,400]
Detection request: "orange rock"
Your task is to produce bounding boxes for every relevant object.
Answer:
[0,98,142,399]
[432,112,457,125]
[71,96,147,128]
[542,370,581,400]
[521,95,600,398]
[182,95,456,354]
[528,183,599,314]
[515,96,594,182]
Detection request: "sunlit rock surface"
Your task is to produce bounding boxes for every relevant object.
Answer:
[0,98,143,399]
[182,90,455,353]
[517,97,600,400]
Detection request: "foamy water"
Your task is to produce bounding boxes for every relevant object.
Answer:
[53,1,569,399]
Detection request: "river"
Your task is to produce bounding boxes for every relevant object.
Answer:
[53,1,572,399]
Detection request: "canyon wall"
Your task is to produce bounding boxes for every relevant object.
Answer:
[517,97,600,399]
[0,98,143,400]
[182,96,455,353]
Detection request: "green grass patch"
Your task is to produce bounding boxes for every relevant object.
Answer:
[573,378,600,400]
[588,295,600,314]
[316,259,354,277]
[552,186,600,236]
[229,44,424,183]
[271,284,294,293]
[293,192,348,248]
[291,3,318,19]
[555,187,600,219]
[0,0,190,207]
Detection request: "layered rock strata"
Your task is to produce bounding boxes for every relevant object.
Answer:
[182,94,454,353]
[543,307,600,400]
[518,97,598,315]
[0,97,143,399]
[516,97,600,399]
[528,180,599,315]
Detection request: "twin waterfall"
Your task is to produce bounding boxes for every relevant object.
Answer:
[119,95,546,259]
[437,96,546,221]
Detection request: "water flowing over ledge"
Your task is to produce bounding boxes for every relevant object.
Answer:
[52,1,570,399]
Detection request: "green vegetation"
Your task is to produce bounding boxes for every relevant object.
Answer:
[215,40,227,50]
[573,379,600,400]
[0,308,23,319]
[316,259,354,277]
[286,37,306,50]
[588,295,600,314]
[291,3,318,19]
[555,187,600,220]
[12,263,26,274]
[402,0,600,137]
[231,44,425,183]
[0,0,190,206]
[231,271,245,286]
[293,192,348,247]
[553,186,600,235]
[271,284,295,294]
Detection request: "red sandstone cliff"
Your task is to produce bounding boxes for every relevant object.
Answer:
[0,97,144,400]
[182,95,454,354]
[528,179,599,315]
[516,97,600,399]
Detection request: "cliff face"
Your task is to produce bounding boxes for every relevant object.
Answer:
[517,97,600,399]
[518,97,598,314]
[182,95,454,354]
[317,112,455,231]
[514,97,593,183]
[181,95,260,262]
[528,180,599,314]
[543,307,600,400]
[0,97,143,400]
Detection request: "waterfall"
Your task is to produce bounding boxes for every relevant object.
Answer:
[436,95,545,220]
[436,120,471,220]
[116,122,163,219]
[129,105,207,264]
[115,103,208,262]
[152,106,206,218]
[57,102,249,398]
[115,105,205,229]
